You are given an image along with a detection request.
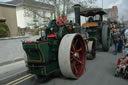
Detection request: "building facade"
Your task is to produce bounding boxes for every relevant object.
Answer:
[105,6,118,21]
[13,0,55,29]
[0,4,18,36]
[0,0,54,36]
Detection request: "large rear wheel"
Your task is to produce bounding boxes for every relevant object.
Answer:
[102,24,110,51]
[58,33,86,79]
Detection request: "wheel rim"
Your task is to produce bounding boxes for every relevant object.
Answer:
[70,36,86,77]
[58,33,86,79]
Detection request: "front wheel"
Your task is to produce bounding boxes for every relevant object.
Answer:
[58,33,86,79]
[86,41,96,60]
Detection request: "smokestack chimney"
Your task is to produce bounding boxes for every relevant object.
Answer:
[72,4,81,26]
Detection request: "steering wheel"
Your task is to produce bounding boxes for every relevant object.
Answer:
[56,15,67,26]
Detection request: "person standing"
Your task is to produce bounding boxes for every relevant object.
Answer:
[124,26,128,44]
[112,26,120,55]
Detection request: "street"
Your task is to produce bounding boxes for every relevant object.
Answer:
[0,0,128,85]
[0,39,24,64]
[0,36,40,65]
[1,47,128,85]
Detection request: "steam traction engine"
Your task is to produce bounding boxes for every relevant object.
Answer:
[22,4,95,79]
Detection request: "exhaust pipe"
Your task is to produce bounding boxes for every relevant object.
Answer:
[72,4,81,26]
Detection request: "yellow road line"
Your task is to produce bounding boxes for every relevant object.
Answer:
[6,74,32,85]
[12,75,34,85]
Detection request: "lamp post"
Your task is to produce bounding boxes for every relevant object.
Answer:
[102,0,103,8]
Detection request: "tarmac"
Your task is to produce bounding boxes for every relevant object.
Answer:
[0,60,27,82]
[0,35,41,81]
[0,36,30,82]
[0,36,127,85]
[0,35,40,66]
[0,36,29,66]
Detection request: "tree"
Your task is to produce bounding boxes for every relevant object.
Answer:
[21,0,97,26]
[21,0,55,28]
[36,0,97,18]
[0,23,10,37]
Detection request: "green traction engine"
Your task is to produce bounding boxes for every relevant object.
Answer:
[22,4,95,79]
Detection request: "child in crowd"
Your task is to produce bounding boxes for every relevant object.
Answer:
[117,53,128,73]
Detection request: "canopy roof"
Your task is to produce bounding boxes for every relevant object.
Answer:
[80,8,107,17]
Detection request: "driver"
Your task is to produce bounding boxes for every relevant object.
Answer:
[88,17,94,22]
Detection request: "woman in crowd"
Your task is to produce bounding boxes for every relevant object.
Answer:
[112,25,120,55]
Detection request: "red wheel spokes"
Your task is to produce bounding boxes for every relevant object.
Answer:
[72,63,78,73]
[76,48,82,52]
[70,55,83,66]
[71,56,83,64]
[70,58,73,61]
[72,59,82,74]
[70,36,86,77]
[70,55,75,61]
[70,51,75,55]
[70,39,82,64]
[71,39,78,51]
[70,47,82,55]
[74,39,78,48]
[76,59,82,64]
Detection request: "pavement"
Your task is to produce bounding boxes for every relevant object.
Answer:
[0,35,40,84]
[0,35,40,66]
[0,36,29,40]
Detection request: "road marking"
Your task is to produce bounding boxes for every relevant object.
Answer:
[12,75,34,85]
[6,74,32,85]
